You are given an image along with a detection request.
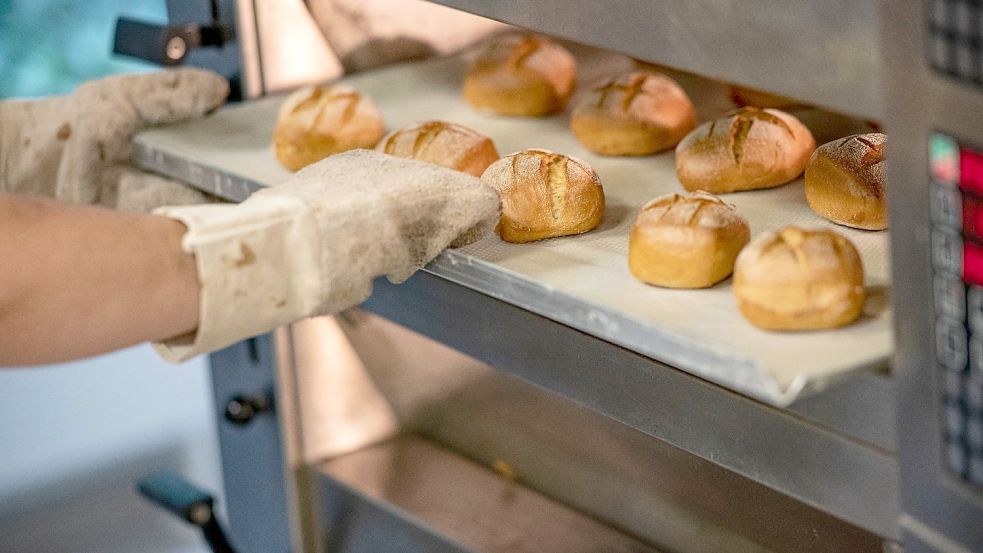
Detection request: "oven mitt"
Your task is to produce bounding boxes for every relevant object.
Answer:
[0,68,229,212]
[152,149,501,362]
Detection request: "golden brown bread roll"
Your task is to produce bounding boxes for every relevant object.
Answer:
[273,84,385,171]
[629,192,750,288]
[675,108,816,193]
[375,120,500,177]
[481,149,604,243]
[571,71,696,156]
[463,33,576,116]
[804,133,887,230]
[733,226,865,330]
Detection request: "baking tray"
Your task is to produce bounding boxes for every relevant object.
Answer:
[133,45,892,407]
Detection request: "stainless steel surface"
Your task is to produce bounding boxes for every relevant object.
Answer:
[317,437,661,553]
[359,275,899,540]
[275,311,887,551]
[132,140,265,201]
[886,1,983,551]
[132,50,892,408]
[423,0,882,120]
[243,0,340,97]
[208,336,293,553]
[788,370,896,451]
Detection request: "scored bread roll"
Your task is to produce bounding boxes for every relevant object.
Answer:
[376,120,500,176]
[273,84,385,171]
[629,192,750,288]
[804,133,887,230]
[733,226,865,330]
[571,70,696,156]
[675,108,816,193]
[463,33,576,116]
[481,149,604,243]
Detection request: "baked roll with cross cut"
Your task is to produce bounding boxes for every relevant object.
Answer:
[629,191,750,288]
[675,107,815,193]
[733,226,865,330]
[804,133,888,230]
[571,70,696,156]
[273,84,385,171]
[463,33,577,116]
[480,148,605,243]
[376,120,499,176]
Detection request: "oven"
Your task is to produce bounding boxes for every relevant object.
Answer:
[116,1,983,551]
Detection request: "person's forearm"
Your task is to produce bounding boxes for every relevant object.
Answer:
[0,194,199,365]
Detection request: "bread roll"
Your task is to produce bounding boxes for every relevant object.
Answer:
[463,33,576,116]
[675,108,815,193]
[376,120,499,176]
[629,192,750,288]
[804,133,887,230]
[273,84,385,171]
[733,226,865,330]
[481,149,604,243]
[571,71,696,156]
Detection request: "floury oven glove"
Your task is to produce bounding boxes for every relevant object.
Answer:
[0,68,229,212]
[152,150,501,363]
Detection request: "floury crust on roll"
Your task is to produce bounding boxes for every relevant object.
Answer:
[733,226,865,330]
[481,149,604,243]
[463,33,576,116]
[273,84,385,171]
[804,133,887,230]
[629,192,750,288]
[675,107,816,193]
[572,70,696,156]
[376,120,500,177]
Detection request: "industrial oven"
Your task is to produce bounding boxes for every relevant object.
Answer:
[114,1,983,552]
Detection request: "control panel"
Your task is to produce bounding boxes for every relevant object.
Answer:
[928,0,983,87]
[930,132,983,489]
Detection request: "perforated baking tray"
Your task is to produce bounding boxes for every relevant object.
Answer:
[133,46,892,406]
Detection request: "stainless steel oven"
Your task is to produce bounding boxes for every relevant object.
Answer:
[120,1,983,551]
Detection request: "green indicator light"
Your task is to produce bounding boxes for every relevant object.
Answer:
[930,133,960,184]
[931,133,958,162]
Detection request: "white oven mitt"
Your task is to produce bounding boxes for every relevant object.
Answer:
[0,68,229,212]
[152,149,501,362]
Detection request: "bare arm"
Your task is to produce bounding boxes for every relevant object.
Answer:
[0,193,199,366]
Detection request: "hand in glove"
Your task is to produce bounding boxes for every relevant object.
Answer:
[153,149,500,362]
[0,68,229,212]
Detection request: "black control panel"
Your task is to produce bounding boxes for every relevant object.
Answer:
[931,132,983,488]
[928,0,983,86]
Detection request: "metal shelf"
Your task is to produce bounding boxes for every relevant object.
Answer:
[361,272,898,540]
[133,52,899,538]
[426,0,883,120]
[133,50,892,408]
[315,436,662,552]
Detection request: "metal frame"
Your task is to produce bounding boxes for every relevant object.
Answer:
[361,272,899,540]
[422,0,882,120]
[885,1,983,551]
[208,335,293,553]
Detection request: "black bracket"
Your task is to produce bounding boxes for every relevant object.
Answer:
[113,17,230,66]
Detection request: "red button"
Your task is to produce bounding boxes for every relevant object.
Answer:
[963,193,983,242]
[960,149,983,195]
[965,241,983,286]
